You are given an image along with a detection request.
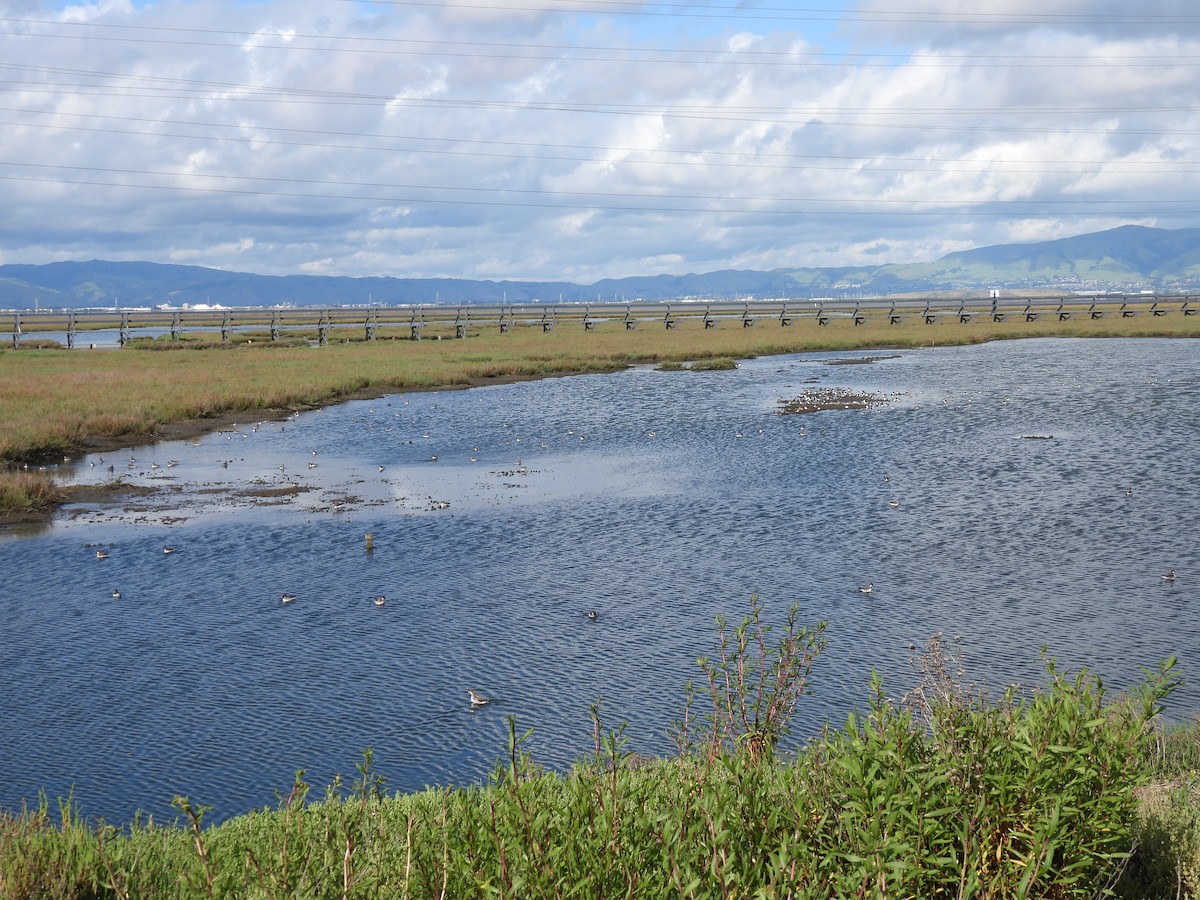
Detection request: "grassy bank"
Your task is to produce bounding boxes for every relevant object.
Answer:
[1,312,1197,516]
[0,598,1195,898]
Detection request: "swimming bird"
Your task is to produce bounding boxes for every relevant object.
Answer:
[888,499,900,508]
[858,582,874,594]
[587,610,598,621]
[163,546,175,554]
[467,689,491,707]
[374,595,386,607]
[111,588,121,599]
[95,549,109,560]
[1163,569,1177,582]
[281,593,297,604]
[1126,486,1134,497]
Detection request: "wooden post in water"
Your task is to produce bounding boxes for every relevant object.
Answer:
[11,312,19,348]
[67,310,76,349]
[119,312,130,346]
[270,309,281,341]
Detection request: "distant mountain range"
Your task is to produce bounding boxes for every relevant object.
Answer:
[3,224,1199,309]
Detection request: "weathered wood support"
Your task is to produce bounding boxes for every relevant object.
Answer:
[365,307,378,340]
[853,307,866,326]
[1184,299,1196,316]
[624,306,636,330]
[270,310,281,340]
[119,312,130,346]
[455,307,469,338]
[663,304,676,330]
[583,304,595,331]
[221,310,233,341]
[11,312,20,348]
[1121,303,1135,318]
[889,306,901,325]
[1152,301,1166,317]
[704,305,716,329]
[778,303,791,326]
[924,306,936,325]
[318,309,330,344]
[67,311,76,349]
[817,307,829,326]
[742,303,754,327]
[958,306,970,323]
[171,311,182,340]
[1057,304,1070,321]
[1089,304,1103,320]
[1024,304,1038,322]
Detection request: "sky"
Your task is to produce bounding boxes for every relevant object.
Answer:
[1,0,1199,282]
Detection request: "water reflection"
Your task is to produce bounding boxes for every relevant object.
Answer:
[1,338,1196,825]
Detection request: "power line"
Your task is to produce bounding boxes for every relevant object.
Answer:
[2,159,1194,211]
[4,106,1197,171]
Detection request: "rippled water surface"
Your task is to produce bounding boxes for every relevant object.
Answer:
[2,337,1197,825]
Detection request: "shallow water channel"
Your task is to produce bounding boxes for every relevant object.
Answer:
[2,337,1197,825]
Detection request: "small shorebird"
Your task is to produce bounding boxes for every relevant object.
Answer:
[281,593,297,604]
[467,689,491,707]
[858,582,874,594]
[1163,569,1177,582]
[95,549,109,560]
[587,610,598,621]
[111,588,121,599]
[374,595,386,607]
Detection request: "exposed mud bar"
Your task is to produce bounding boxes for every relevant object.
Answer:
[775,387,892,415]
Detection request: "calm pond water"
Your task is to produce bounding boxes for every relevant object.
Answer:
[2,337,1197,826]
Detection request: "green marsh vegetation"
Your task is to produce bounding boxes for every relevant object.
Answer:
[0,595,1196,898]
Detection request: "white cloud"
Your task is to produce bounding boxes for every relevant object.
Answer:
[0,0,1198,280]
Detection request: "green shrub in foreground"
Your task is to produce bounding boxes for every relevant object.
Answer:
[0,598,1187,898]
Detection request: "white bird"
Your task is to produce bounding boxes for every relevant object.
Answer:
[281,593,297,604]
[1162,569,1177,582]
[888,499,900,508]
[374,595,386,607]
[467,689,491,707]
[858,583,874,594]
[587,610,598,621]
[95,549,109,560]
[111,588,121,599]
[163,546,175,554]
